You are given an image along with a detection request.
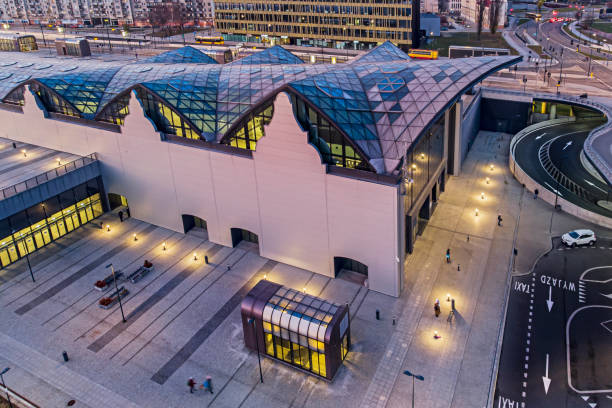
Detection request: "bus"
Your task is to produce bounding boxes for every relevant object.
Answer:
[195,36,224,45]
[407,49,438,60]
[526,12,542,21]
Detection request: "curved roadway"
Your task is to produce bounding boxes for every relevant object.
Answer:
[513,120,612,218]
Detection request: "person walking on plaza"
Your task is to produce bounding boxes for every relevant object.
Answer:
[202,376,213,394]
[497,214,503,227]
[188,377,196,394]
[534,188,539,200]
[126,207,131,218]
[118,210,124,222]
[445,248,451,263]
[434,299,441,317]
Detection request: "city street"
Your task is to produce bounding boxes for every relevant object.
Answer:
[495,237,612,408]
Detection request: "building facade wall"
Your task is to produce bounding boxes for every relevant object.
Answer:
[0,89,401,296]
[461,0,507,29]
[214,0,412,49]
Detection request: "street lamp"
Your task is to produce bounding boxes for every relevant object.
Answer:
[105,263,126,323]
[12,231,34,282]
[403,370,424,408]
[0,367,13,408]
[247,318,264,383]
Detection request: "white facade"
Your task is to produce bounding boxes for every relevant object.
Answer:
[461,0,508,29]
[421,0,438,14]
[0,88,403,297]
[449,0,461,13]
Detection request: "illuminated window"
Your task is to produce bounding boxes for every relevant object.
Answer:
[136,89,200,139]
[222,101,274,151]
[31,83,80,117]
[98,93,130,125]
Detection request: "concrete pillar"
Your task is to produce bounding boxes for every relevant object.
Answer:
[447,101,463,176]
[550,104,557,120]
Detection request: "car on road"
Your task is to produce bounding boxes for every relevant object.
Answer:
[561,229,596,247]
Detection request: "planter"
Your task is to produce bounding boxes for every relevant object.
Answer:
[98,286,129,310]
[93,271,123,291]
[127,265,154,283]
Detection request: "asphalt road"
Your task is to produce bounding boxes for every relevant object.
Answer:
[513,119,612,217]
[538,22,612,81]
[495,237,612,408]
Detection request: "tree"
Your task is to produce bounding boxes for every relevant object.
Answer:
[489,0,502,34]
[476,0,488,40]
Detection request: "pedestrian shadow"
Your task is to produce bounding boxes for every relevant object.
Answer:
[448,309,466,326]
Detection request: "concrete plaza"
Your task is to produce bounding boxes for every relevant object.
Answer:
[0,130,608,408]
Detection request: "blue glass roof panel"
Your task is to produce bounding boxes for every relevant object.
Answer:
[232,45,303,65]
[141,46,218,64]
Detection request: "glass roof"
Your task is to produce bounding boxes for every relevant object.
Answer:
[0,44,520,174]
[231,45,304,65]
[140,46,218,64]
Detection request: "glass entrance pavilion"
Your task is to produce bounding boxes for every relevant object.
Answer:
[241,280,350,381]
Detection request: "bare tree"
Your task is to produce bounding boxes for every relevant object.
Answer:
[476,0,488,40]
[489,0,502,34]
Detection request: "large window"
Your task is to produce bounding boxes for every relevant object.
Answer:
[3,86,25,106]
[98,93,130,125]
[31,83,80,117]
[291,94,370,171]
[222,102,274,151]
[0,178,104,269]
[136,89,199,139]
[403,114,445,209]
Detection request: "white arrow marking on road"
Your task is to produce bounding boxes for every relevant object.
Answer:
[547,286,554,312]
[563,141,573,150]
[543,353,551,395]
[544,182,563,196]
[589,403,597,408]
[584,179,608,193]
[535,132,547,140]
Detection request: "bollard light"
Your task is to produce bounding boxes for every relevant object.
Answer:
[263,273,267,280]
[303,286,307,293]
[481,192,485,200]
[106,224,110,232]
[56,157,61,165]
[162,242,166,251]
[475,208,479,216]
[490,164,494,171]
[446,293,451,301]
[434,330,441,339]
[486,177,490,184]
[193,252,198,261]
[420,153,425,160]
[133,233,138,241]
[21,149,27,157]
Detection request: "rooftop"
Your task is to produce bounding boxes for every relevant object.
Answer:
[0,42,520,174]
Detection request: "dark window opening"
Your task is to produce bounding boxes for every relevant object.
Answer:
[334,257,368,277]
[107,193,128,210]
[182,214,207,233]
[231,228,258,247]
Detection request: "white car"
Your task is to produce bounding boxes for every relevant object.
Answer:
[562,229,596,247]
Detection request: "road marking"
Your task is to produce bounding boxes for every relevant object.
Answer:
[584,179,607,193]
[543,353,552,395]
[535,132,547,140]
[547,286,554,312]
[563,141,573,150]
[544,182,563,196]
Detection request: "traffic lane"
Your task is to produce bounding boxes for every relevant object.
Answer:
[548,130,610,199]
[514,122,612,216]
[527,240,612,407]
[495,272,534,407]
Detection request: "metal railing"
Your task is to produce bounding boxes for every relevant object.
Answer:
[0,384,40,408]
[0,153,97,201]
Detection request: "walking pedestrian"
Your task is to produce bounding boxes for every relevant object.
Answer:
[445,248,451,264]
[118,210,124,222]
[226,264,231,271]
[497,214,502,227]
[203,376,213,394]
[434,299,441,318]
[187,377,196,394]
[534,189,539,200]
[126,207,131,218]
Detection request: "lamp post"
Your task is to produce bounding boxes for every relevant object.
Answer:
[13,230,34,282]
[0,367,13,408]
[39,23,46,46]
[106,263,126,322]
[403,370,424,408]
[247,318,264,383]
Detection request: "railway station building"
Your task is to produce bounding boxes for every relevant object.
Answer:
[0,43,520,296]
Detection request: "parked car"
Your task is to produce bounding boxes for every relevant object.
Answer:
[562,229,596,247]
